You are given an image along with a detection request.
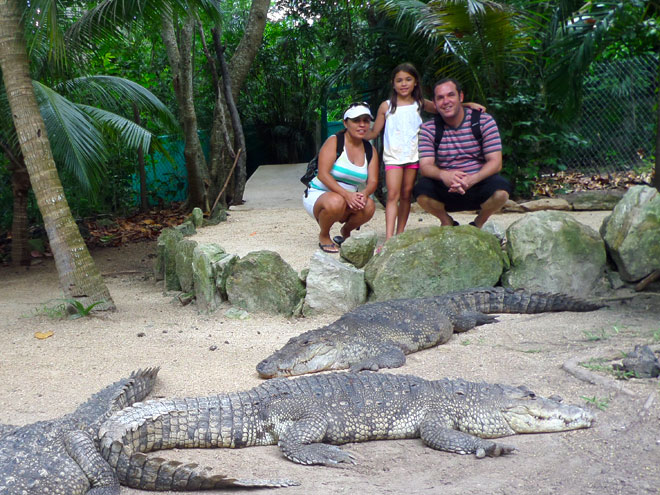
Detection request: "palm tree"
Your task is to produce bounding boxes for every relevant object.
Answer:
[0,0,115,309]
[0,74,178,266]
[376,0,534,102]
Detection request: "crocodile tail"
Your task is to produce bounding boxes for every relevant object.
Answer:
[108,367,161,416]
[99,392,298,490]
[75,367,161,430]
[447,287,605,314]
[106,449,297,490]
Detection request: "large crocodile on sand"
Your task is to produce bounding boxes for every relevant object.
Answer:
[0,367,294,494]
[257,287,604,378]
[98,371,594,491]
[0,368,159,495]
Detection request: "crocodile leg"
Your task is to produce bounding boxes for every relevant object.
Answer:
[348,345,406,372]
[64,430,119,495]
[419,415,516,458]
[269,398,355,466]
[450,311,499,333]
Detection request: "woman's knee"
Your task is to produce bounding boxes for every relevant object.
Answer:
[316,194,346,216]
[363,198,376,218]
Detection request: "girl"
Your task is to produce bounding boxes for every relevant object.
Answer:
[364,63,484,240]
[302,102,379,253]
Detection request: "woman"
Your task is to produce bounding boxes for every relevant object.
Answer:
[303,102,379,253]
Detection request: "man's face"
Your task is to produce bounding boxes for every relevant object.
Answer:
[434,82,464,120]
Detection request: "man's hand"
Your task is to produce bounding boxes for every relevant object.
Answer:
[441,170,471,195]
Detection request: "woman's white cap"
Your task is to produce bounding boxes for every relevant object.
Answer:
[343,103,373,121]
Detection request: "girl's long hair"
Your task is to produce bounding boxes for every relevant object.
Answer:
[389,63,423,115]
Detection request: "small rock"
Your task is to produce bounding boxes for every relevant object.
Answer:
[209,345,217,351]
[224,307,250,320]
[137,332,146,337]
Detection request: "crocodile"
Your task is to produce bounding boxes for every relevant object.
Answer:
[257,287,604,378]
[98,371,594,490]
[0,367,295,494]
[0,368,159,495]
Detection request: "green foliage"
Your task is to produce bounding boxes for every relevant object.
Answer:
[488,91,585,198]
[580,395,610,411]
[582,325,620,342]
[579,354,638,380]
[65,298,106,319]
[31,298,105,319]
[241,7,379,162]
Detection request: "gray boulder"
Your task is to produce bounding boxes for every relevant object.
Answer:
[154,228,184,291]
[600,185,660,282]
[192,243,226,313]
[214,253,239,300]
[481,220,505,243]
[560,190,625,211]
[518,197,571,211]
[191,207,204,228]
[226,250,305,315]
[502,210,606,296]
[303,251,367,315]
[175,239,198,292]
[364,226,508,301]
[340,230,378,268]
[174,220,196,236]
[205,207,228,226]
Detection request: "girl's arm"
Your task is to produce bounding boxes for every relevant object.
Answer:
[464,101,486,112]
[362,101,388,141]
[422,98,486,113]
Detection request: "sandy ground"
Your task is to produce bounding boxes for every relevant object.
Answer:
[1,195,659,494]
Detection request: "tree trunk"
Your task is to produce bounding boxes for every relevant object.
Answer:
[9,156,31,266]
[228,0,270,102]
[210,29,247,206]
[161,13,209,210]
[655,57,660,192]
[133,103,150,212]
[208,0,270,205]
[0,0,114,309]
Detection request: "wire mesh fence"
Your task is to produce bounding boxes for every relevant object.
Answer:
[561,54,658,175]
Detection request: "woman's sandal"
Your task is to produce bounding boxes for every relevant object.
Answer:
[319,243,339,253]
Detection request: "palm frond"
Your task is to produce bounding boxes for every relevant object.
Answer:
[22,0,68,70]
[67,0,221,48]
[378,0,535,100]
[32,80,107,193]
[77,104,153,153]
[57,75,179,133]
[544,1,631,119]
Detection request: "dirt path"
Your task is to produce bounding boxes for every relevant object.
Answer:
[1,206,659,494]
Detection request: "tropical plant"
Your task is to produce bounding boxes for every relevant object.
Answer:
[0,71,178,265]
[69,0,270,209]
[0,0,117,308]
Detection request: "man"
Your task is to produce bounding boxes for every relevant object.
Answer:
[414,78,511,228]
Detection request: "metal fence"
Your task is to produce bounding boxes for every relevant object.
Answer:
[561,54,658,174]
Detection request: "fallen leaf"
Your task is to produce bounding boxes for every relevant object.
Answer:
[34,331,54,340]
